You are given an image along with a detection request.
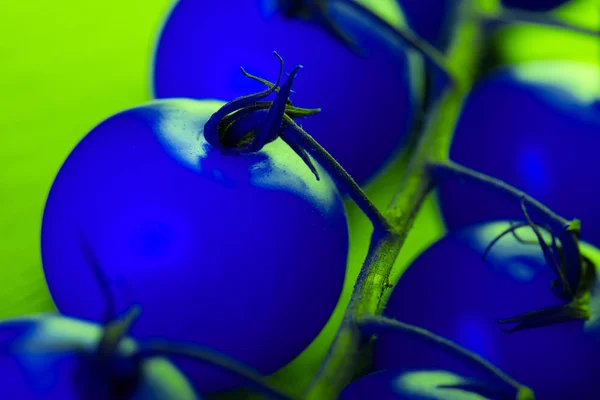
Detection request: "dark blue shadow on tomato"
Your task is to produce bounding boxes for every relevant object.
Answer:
[438,62,600,247]
[396,0,462,52]
[500,0,570,11]
[0,351,82,399]
[152,0,421,185]
[374,221,600,399]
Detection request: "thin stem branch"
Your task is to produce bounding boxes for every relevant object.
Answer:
[336,0,460,88]
[283,115,392,233]
[358,314,530,395]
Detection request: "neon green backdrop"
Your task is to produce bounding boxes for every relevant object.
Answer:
[0,0,596,395]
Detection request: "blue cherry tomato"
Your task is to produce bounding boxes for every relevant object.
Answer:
[0,313,200,400]
[151,0,424,184]
[40,98,349,393]
[374,221,600,399]
[437,61,600,246]
[340,369,497,399]
[500,0,570,11]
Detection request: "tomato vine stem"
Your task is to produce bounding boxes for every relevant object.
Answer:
[303,4,484,397]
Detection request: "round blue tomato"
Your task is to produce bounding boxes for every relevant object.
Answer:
[0,314,200,400]
[340,369,498,399]
[374,221,600,399]
[437,61,600,246]
[40,98,349,393]
[151,0,424,185]
[500,0,570,11]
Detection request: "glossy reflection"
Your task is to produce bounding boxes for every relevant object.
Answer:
[340,369,492,399]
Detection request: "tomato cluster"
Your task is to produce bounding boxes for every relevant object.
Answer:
[2,0,599,399]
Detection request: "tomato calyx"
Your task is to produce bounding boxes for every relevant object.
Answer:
[203,51,323,179]
[429,162,585,300]
[496,264,594,334]
[483,204,595,334]
[496,300,590,334]
[484,199,579,301]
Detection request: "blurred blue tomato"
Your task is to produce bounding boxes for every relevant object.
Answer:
[340,369,497,399]
[437,61,600,246]
[374,221,600,399]
[41,99,349,393]
[152,0,424,184]
[0,314,200,400]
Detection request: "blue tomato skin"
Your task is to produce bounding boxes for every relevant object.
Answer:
[374,221,600,399]
[500,0,570,11]
[438,61,600,246]
[152,0,423,185]
[40,99,349,393]
[0,314,200,400]
[340,369,492,400]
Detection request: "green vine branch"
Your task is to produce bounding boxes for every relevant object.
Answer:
[303,11,484,400]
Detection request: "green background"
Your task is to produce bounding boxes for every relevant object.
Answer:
[0,0,597,395]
